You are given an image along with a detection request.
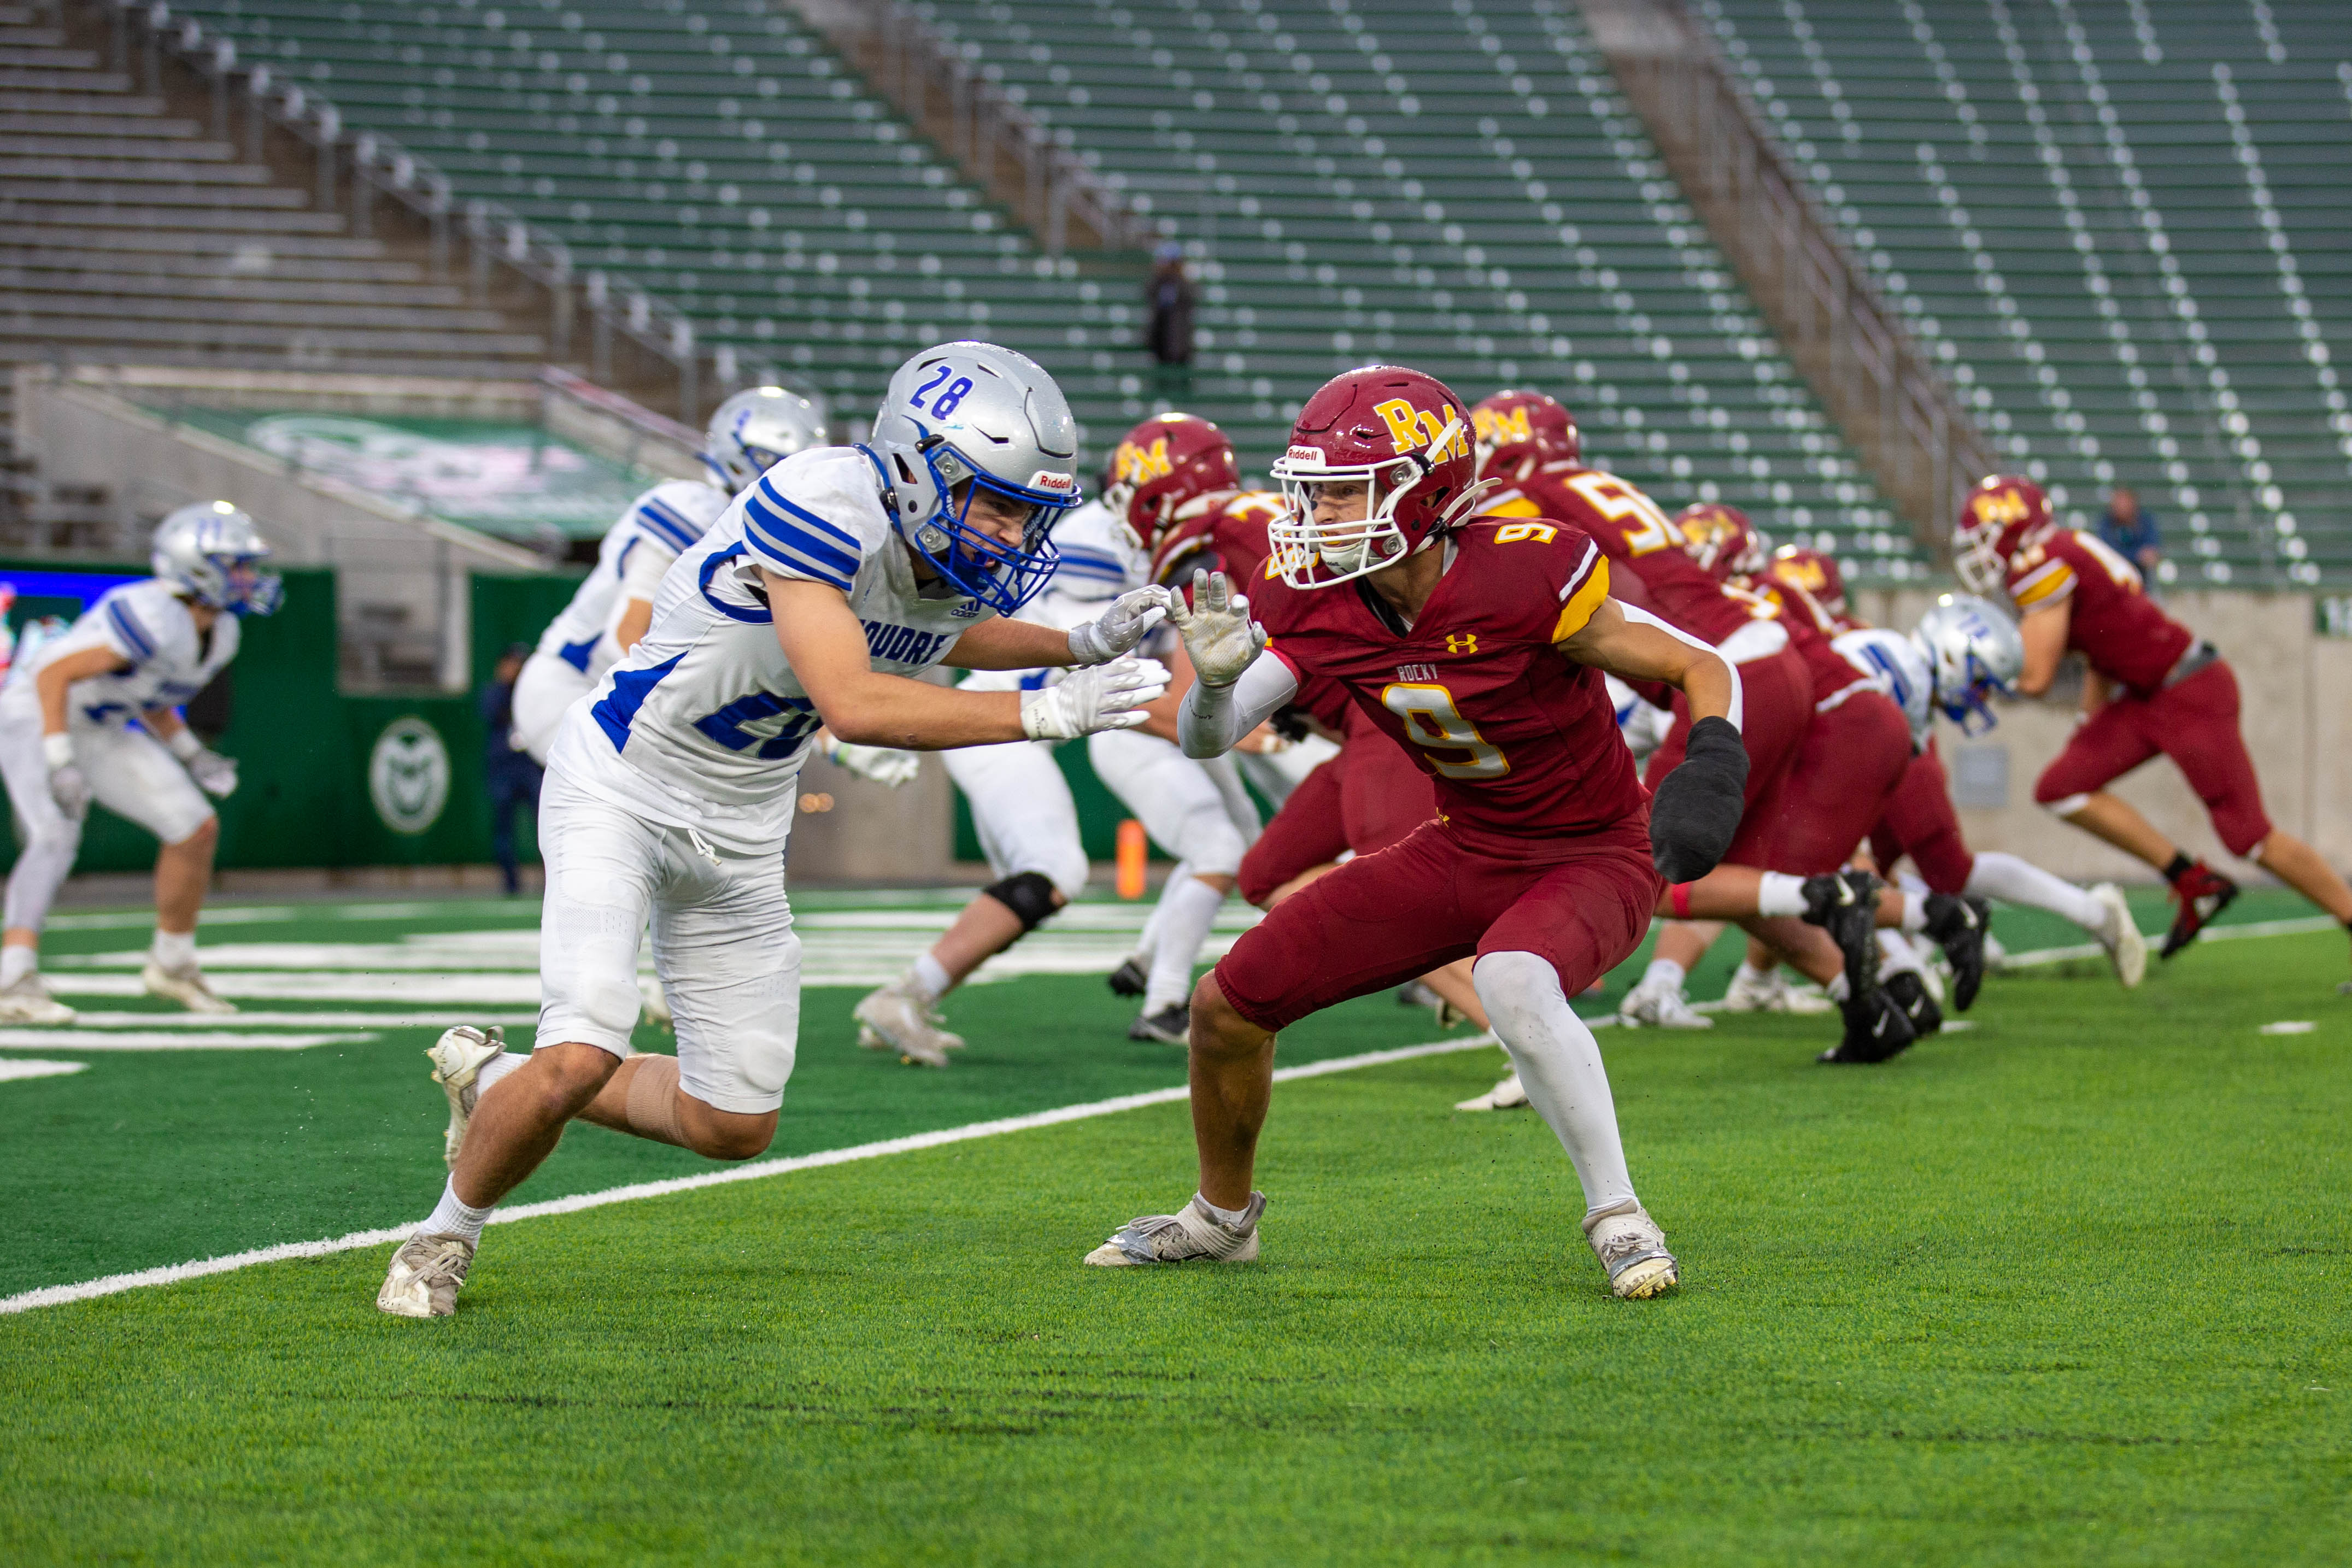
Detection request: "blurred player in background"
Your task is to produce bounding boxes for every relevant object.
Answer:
[1087,366,1751,1299]
[381,341,1172,1318]
[1956,475,2352,973]
[0,502,278,1020]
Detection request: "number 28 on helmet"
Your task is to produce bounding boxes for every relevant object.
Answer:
[1267,365,1488,589]
[867,340,1082,615]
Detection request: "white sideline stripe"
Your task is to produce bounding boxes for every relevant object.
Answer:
[0,1034,1505,1316]
[0,1030,380,1051]
[55,1011,544,1031]
[0,1059,86,1083]
[1998,914,2337,969]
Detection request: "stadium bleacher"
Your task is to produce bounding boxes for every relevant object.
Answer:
[1699,0,2351,584]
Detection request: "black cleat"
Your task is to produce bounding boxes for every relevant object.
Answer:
[1107,956,1148,997]
[2160,864,2239,959]
[1818,985,1917,1065]
[1128,1003,1190,1044]
[1923,892,1993,1011]
[1800,870,1882,992]
[1882,970,1943,1036]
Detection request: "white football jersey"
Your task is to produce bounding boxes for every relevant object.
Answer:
[549,446,993,853]
[1834,627,1933,749]
[4,578,239,728]
[536,478,730,679]
[955,500,1146,696]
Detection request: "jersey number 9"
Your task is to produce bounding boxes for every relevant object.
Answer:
[1382,683,1509,779]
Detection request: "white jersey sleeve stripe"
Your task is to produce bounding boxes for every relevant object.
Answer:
[742,482,864,591]
[635,497,704,552]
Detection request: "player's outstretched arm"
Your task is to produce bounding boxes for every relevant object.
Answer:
[768,573,1163,748]
[2014,601,2069,698]
[1176,649,1298,760]
[945,586,1170,670]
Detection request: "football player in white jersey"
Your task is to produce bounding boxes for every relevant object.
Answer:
[0,502,278,1019]
[379,341,1173,1317]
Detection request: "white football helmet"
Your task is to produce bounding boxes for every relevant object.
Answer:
[1911,593,2023,736]
[153,501,281,615]
[866,340,1081,614]
[703,385,828,494]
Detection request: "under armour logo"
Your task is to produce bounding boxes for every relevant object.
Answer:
[1445,633,1478,655]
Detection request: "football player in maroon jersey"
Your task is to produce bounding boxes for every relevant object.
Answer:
[1083,367,1753,1297]
[1957,475,2352,967]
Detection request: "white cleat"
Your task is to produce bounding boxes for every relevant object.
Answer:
[1583,1200,1679,1300]
[1456,1067,1528,1112]
[426,1025,507,1171]
[141,960,236,1013]
[637,974,674,1029]
[853,981,964,1069]
[2091,883,2146,989]
[1719,965,1835,1015]
[0,972,77,1024]
[377,1231,476,1318]
[1084,1191,1264,1266]
[1617,973,1713,1030]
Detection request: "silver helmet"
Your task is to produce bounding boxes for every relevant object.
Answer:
[867,340,1081,614]
[703,384,828,493]
[1910,592,2022,736]
[153,501,282,616]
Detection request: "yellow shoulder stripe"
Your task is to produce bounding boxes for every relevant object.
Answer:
[1551,556,1611,642]
[2011,559,2076,608]
[1486,495,1544,518]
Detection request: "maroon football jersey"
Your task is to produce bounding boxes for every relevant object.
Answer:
[2005,526,2192,697]
[1488,461,1763,645]
[1150,489,1286,592]
[1254,518,1647,847]
[1748,573,1867,704]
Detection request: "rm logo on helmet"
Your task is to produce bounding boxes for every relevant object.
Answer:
[1970,487,2030,526]
[1374,399,1470,461]
[1445,633,1479,655]
[1473,404,1533,448]
[1114,437,1172,486]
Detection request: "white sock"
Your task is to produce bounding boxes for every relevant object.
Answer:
[1875,928,1923,976]
[1827,972,1851,1003]
[1966,851,2104,932]
[477,1050,527,1096]
[1129,859,1190,965]
[1195,1192,1253,1228]
[423,1176,495,1243]
[1900,891,1928,934]
[1732,958,1773,986]
[1756,872,1809,918]
[0,946,34,988]
[1472,950,1637,1215]
[151,929,197,970]
[908,952,951,1004]
[1639,957,1686,991]
[1145,873,1225,1012]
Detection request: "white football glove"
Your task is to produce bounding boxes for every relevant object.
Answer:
[186,748,238,798]
[1019,656,1169,741]
[42,733,89,817]
[1065,585,1172,666]
[1168,569,1268,689]
[822,736,920,788]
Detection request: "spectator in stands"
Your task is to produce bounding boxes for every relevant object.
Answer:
[479,642,541,896]
[1144,241,1194,392]
[2099,487,2162,578]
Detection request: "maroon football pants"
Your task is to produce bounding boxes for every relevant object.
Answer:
[1868,739,1975,895]
[2032,661,2271,856]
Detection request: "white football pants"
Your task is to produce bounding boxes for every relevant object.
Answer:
[510,651,595,768]
[941,736,1090,902]
[1086,729,1253,878]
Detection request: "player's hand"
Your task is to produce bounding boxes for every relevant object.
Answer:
[1020,656,1169,741]
[186,748,239,798]
[1167,569,1266,689]
[822,736,920,788]
[1066,585,1171,666]
[1648,715,1748,884]
[48,761,91,818]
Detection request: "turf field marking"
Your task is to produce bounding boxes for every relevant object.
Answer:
[2260,1020,2316,1035]
[0,1030,382,1050]
[0,1059,86,1083]
[0,1032,1503,1317]
[1999,914,2338,969]
[59,1011,544,1031]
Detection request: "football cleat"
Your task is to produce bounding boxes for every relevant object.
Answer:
[1922,892,1993,1010]
[0,972,76,1024]
[1819,985,1917,1065]
[141,959,236,1014]
[1799,871,1882,994]
[2161,862,2238,959]
[853,981,964,1069]
[1582,1200,1678,1299]
[637,974,674,1029]
[1455,1066,1528,1112]
[1617,973,1714,1030]
[1084,1191,1264,1266]
[1106,955,1148,998]
[377,1231,476,1318]
[1720,964,1834,1015]
[1882,971,1943,1037]
[426,1024,506,1171]
[1128,1003,1190,1045]
[2090,883,2146,988]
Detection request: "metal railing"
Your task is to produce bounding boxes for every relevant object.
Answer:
[787,0,1148,255]
[1577,0,1992,549]
[91,0,795,421]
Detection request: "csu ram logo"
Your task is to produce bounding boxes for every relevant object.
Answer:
[369,716,451,835]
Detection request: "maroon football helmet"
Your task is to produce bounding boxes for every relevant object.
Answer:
[1764,543,1850,621]
[1953,474,2051,594]
[1675,502,1767,582]
[1103,412,1239,553]
[1470,389,1581,483]
[1268,365,1480,588]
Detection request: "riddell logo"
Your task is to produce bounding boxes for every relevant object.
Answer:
[1029,470,1077,494]
[1283,444,1329,468]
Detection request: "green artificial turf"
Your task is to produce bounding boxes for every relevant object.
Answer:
[3,914,2348,1564]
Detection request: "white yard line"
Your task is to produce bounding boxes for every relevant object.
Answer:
[58,1011,544,1031]
[0,1030,381,1051]
[0,1059,87,1083]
